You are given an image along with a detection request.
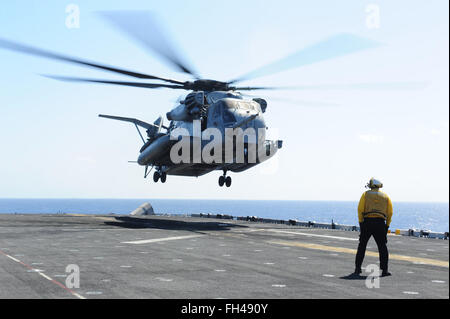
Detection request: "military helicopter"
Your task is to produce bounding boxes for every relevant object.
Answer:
[0,11,396,187]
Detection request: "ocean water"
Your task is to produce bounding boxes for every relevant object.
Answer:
[0,199,448,232]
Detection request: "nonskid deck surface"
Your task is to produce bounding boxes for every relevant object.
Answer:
[0,214,448,299]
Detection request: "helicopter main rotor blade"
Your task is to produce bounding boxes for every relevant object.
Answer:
[42,75,186,90]
[235,81,428,91]
[99,11,200,78]
[0,38,185,85]
[229,33,381,84]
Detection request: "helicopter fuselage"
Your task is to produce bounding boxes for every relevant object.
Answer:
[136,91,282,182]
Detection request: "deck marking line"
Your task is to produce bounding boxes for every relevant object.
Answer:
[122,234,204,244]
[0,249,86,299]
[269,240,449,268]
[266,229,359,241]
[5,255,21,263]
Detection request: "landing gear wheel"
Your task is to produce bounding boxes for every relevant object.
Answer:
[153,171,160,183]
[218,176,225,187]
[225,176,232,187]
[160,172,167,183]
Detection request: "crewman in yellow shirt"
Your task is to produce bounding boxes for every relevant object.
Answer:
[354,178,393,277]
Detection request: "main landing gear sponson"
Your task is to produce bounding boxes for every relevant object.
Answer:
[218,171,232,187]
[153,171,167,183]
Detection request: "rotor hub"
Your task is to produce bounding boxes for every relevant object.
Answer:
[188,79,231,92]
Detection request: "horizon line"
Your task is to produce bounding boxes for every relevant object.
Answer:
[0,197,448,204]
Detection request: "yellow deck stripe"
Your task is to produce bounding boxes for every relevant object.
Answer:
[269,240,449,268]
[66,214,116,222]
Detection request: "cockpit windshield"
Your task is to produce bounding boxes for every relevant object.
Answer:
[223,108,236,124]
[207,91,244,104]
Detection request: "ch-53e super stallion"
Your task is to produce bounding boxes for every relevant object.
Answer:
[1,11,402,187]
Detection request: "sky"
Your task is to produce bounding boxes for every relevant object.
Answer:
[0,0,448,202]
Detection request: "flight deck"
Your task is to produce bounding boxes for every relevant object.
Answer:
[0,214,448,299]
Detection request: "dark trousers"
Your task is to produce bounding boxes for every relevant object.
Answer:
[355,218,389,272]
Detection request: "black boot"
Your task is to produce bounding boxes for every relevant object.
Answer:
[381,270,392,277]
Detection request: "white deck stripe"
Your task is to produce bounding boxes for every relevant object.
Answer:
[266,229,359,241]
[122,234,204,245]
[1,250,86,299]
[72,292,87,299]
[38,272,53,281]
[6,255,21,263]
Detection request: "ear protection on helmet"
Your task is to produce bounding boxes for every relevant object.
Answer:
[366,178,383,189]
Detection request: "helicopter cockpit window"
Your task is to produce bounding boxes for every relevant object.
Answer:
[208,92,244,104]
[222,108,236,125]
[212,105,220,119]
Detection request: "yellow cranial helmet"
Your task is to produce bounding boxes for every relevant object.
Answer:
[367,177,383,189]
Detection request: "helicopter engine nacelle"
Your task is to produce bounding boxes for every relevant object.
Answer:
[166,104,192,121]
[166,91,205,121]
